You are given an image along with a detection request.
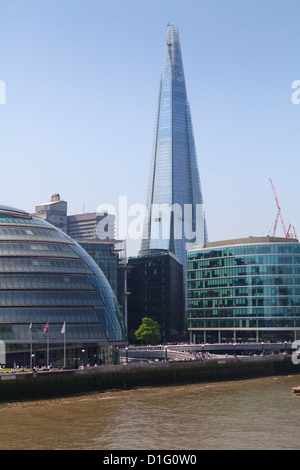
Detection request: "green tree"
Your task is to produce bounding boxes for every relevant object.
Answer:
[135,317,161,345]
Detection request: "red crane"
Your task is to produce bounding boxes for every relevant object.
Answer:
[270,179,297,239]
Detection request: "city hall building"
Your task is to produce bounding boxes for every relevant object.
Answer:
[187,237,300,344]
[0,205,127,368]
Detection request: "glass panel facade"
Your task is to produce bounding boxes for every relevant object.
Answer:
[0,257,93,274]
[187,239,300,342]
[0,307,100,324]
[0,226,68,243]
[0,213,63,228]
[0,291,103,307]
[0,322,107,342]
[127,251,185,342]
[140,25,208,268]
[78,241,119,297]
[0,207,127,367]
[0,241,79,258]
[0,274,94,290]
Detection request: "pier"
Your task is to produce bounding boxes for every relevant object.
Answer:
[120,342,292,362]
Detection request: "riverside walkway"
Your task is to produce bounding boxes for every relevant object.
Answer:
[120,342,292,362]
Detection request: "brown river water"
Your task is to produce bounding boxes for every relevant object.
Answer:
[0,374,299,450]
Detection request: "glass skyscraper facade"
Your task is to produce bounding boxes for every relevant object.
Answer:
[140,25,208,267]
[187,237,300,343]
[0,205,126,368]
[78,239,119,298]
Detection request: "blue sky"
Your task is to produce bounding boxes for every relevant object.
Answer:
[0,0,299,255]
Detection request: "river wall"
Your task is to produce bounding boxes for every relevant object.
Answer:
[0,355,299,403]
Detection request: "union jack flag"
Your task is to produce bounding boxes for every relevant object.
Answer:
[43,322,49,334]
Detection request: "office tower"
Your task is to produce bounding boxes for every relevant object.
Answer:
[34,194,68,233]
[67,212,115,240]
[78,239,120,298]
[34,195,115,240]
[127,250,185,342]
[187,236,300,344]
[140,24,208,267]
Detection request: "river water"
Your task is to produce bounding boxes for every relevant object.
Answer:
[0,374,299,450]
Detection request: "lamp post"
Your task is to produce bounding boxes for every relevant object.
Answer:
[118,242,132,338]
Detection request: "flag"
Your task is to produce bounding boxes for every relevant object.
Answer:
[43,322,49,334]
[29,322,32,332]
[61,322,66,334]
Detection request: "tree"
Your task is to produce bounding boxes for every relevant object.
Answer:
[135,317,161,345]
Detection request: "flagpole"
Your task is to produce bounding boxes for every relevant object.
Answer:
[29,323,32,369]
[43,322,49,367]
[64,325,66,367]
[47,322,49,368]
[61,322,66,368]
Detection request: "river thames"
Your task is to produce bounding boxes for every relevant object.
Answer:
[0,374,299,450]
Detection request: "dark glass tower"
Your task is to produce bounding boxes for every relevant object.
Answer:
[140,25,208,267]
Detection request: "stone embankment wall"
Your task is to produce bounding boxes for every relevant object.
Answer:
[0,355,299,403]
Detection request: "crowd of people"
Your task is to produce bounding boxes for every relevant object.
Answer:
[0,364,56,374]
[139,351,218,364]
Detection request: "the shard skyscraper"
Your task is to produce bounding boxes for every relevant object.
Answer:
[140,25,208,267]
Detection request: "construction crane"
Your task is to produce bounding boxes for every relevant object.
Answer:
[269,178,297,239]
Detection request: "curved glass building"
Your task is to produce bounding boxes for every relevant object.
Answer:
[0,205,126,368]
[187,237,300,343]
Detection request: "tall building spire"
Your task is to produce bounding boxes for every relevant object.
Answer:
[140,25,208,266]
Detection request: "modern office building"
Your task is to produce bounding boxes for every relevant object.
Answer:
[77,239,120,298]
[67,212,115,240]
[0,204,126,368]
[35,194,68,233]
[140,24,208,268]
[127,250,185,342]
[187,236,300,344]
[34,195,115,240]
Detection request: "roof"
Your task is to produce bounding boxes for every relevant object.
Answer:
[190,236,299,251]
[0,204,28,215]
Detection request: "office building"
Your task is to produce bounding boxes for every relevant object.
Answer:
[34,194,67,233]
[78,239,120,298]
[140,25,208,268]
[127,250,185,342]
[0,204,126,368]
[67,212,115,240]
[187,236,300,343]
[34,195,115,240]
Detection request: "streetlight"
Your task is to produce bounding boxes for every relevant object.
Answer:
[118,243,132,337]
[31,353,35,370]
